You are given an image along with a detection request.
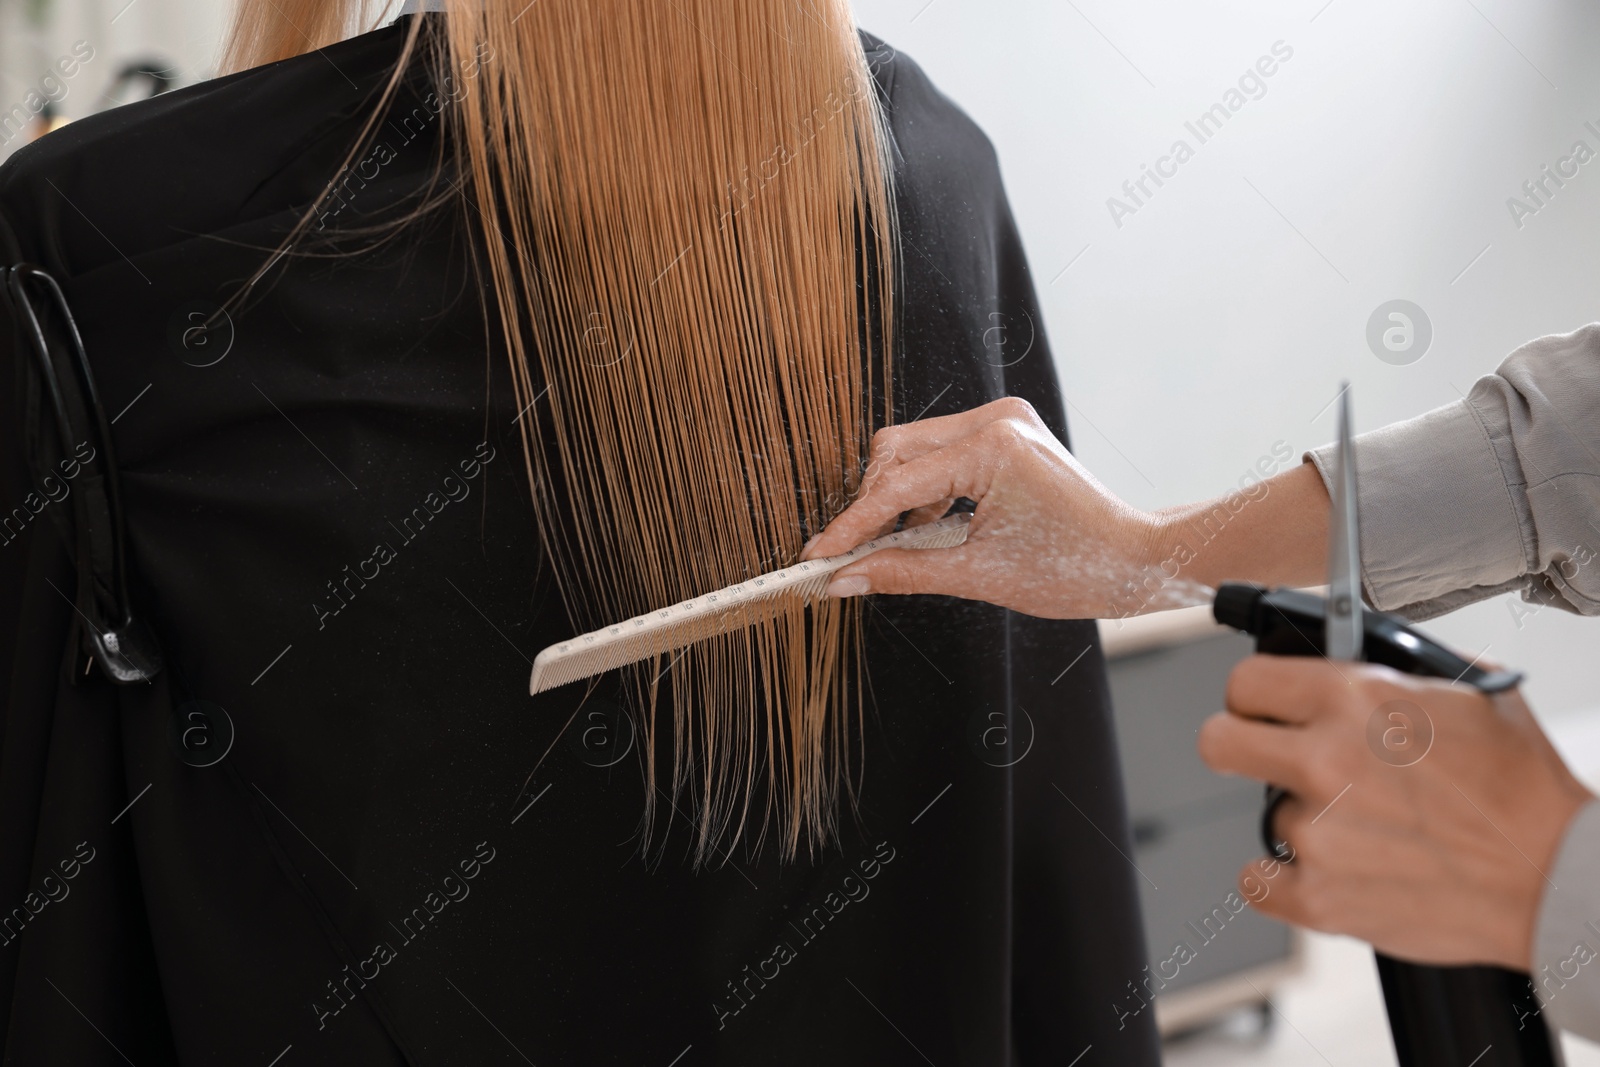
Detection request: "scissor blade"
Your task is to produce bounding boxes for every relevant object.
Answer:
[1326,383,1364,661]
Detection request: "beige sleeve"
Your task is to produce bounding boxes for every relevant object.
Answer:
[1306,325,1600,621]
[1531,800,1600,1041]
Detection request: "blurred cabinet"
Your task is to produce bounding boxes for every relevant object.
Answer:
[1101,607,1303,1034]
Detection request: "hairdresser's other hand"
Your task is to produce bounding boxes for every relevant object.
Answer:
[800,397,1184,619]
[1199,656,1593,970]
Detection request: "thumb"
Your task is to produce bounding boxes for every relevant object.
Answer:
[824,545,975,599]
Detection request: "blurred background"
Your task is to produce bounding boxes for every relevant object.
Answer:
[5,0,1600,1062]
[841,2,1600,1059]
[0,0,226,139]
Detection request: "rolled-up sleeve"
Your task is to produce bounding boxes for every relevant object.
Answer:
[1307,325,1600,620]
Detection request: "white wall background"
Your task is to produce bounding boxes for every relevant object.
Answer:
[3,0,1597,727]
[849,0,1600,730]
[0,0,229,147]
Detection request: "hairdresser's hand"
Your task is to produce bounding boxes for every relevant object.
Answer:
[804,398,1332,618]
[800,398,1182,619]
[1199,656,1593,970]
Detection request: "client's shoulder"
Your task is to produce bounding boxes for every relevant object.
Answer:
[859,32,999,162]
[858,31,1003,200]
[0,22,411,269]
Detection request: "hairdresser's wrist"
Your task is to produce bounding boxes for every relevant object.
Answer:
[1148,461,1331,598]
[1089,505,1218,618]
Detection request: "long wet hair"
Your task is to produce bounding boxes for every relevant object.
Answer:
[221,1,897,862]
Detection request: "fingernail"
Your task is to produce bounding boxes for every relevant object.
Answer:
[827,575,872,598]
[801,534,821,559]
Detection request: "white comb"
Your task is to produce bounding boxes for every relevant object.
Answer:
[528,513,972,694]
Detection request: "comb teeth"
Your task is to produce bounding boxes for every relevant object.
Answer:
[528,513,972,695]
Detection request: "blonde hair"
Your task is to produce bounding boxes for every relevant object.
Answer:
[223,1,897,862]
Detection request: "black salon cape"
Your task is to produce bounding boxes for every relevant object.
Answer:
[0,20,1159,1067]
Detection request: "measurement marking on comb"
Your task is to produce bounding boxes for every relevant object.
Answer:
[511,782,553,825]
[527,516,972,691]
